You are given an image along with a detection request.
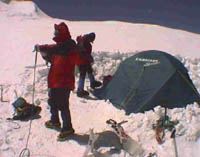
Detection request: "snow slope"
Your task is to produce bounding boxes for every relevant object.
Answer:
[0,1,200,157]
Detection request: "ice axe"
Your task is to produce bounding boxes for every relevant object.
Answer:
[32,45,39,104]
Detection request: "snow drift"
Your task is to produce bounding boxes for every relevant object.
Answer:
[1,1,200,157]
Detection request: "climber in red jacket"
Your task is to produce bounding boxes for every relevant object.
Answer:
[34,22,79,141]
[76,32,102,97]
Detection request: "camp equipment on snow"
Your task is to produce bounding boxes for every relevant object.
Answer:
[0,85,9,102]
[147,152,158,157]
[82,128,99,157]
[11,97,41,120]
[106,119,129,143]
[106,119,144,156]
[170,128,178,157]
[103,75,113,85]
[94,50,200,114]
[152,114,178,144]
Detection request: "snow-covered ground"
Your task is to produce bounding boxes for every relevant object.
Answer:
[0,1,200,157]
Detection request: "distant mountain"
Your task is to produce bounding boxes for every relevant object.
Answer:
[1,0,49,17]
[32,0,200,34]
[33,0,200,7]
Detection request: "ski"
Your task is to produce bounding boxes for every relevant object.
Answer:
[82,128,99,157]
[106,119,145,156]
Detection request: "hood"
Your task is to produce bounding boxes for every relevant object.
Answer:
[76,35,83,42]
[53,22,71,43]
[76,32,95,44]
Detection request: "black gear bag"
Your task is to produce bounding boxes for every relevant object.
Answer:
[11,97,41,120]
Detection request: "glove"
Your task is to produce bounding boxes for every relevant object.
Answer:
[33,44,40,52]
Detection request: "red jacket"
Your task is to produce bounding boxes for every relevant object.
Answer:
[76,35,94,65]
[39,22,79,89]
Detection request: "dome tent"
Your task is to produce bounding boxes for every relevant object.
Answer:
[94,50,200,114]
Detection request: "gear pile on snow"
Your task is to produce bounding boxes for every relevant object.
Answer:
[10,97,41,120]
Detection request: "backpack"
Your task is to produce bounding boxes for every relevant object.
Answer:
[11,97,41,120]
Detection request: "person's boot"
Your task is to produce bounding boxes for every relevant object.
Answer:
[57,127,75,141]
[77,88,89,97]
[88,74,102,89]
[45,120,61,130]
[90,81,102,89]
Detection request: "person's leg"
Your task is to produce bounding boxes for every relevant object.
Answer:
[59,88,73,130]
[57,88,74,140]
[78,65,87,90]
[48,88,60,123]
[87,64,95,83]
[77,65,89,97]
[87,64,102,89]
[45,88,61,129]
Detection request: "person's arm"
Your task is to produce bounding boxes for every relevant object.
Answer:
[38,44,61,54]
[33,44,57,63]
[39,40,77,55]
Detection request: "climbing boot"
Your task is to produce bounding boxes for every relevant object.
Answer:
[57,128,75,141]
[77,89,89,97]
[90,81,102,89]
[45,120,61,130]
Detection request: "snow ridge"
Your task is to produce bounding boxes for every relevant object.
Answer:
[6,1,49,18]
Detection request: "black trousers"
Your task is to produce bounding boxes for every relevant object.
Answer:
[48,88,72,129]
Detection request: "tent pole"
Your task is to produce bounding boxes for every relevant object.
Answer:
[164,107,167,121]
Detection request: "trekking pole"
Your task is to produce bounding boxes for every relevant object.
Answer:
[32,50,38,104]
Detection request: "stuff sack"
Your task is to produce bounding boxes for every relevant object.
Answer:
[11,97,41,120]
[103,75,113,85]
